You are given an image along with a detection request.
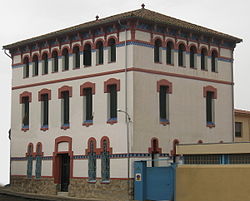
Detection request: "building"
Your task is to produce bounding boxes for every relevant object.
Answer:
[3,5,241,200]
[235,109,250,142]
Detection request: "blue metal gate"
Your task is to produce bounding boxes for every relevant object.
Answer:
[134,161,176,201]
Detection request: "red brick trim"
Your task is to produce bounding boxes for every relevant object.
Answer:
[32,53,39,61]
[107,36,118,45]
[53,136,73,184]
[80,82,96,96]
[85,137,97,155]
[83,42,93,49]
[58,85,72,99]
[148,137,162,154]
[38,88,51,101]
[200,46,208,55]
[94,39,105,49]
[157,79,172,93]
[41,51,50,59]
[176,41,187,51]
[22,56,30,64]
[61,47,70,55]
[198,140,203,144]
[209,48,219,57]
[104,78,120,93]
[153,37,163,46]
[203,85,217,99]
[26,143,34,157]
[171,139,180,156]
[20,91,32,103]
[100,136,112,154]
[35,142,44,156]
[188,44,198,52]
[51,48,61,56]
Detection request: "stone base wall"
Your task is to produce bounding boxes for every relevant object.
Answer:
[10,176,57,195]
[69,178,134,201]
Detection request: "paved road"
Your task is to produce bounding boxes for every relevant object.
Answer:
[0,194,41,201]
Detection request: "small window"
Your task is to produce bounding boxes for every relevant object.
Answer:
[201,48,208,70]
[211,51,218,72]
[83,88,93,122]
[62,48,69,71]
[154,39,162,63]
[235,122,242,137]
[61,91,70,126]
[32,55,39,76]
[22,97,30,128]
[108,38,116,63]
[52,51,58,72]
[101,139,110,182]
[84,44,92,66]
[42,53,48,75]
[178,44,186,67]
[166,41,174,65]
[189,46,197,68]
[41,94,49,128]
[108,85,117,120]
[73,46,80,69]
[27,144,33,178]
[159,86,169,122]
[206,91,215,124]
[96,41,104,65]
[35,143,42,179]
[88,140,96,181]
[23,57,29,78]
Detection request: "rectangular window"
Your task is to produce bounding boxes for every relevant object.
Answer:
[41,94,49,127]
[23,63,29,78]
[22,97,29,127]
[159,86,169,123]
[206,92,214,124]
[62,91,70,125]
[84,88,93,121]
[235,122,242,137]
[109,85,117,119]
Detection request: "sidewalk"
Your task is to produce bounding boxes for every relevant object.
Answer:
[0,187,103,201]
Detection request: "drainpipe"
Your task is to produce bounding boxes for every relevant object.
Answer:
[118,20,130,198]
[231,49,235,142]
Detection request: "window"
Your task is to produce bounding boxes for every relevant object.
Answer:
[32,55,39,76]
[96,41,104,65]
[88,139,96,181]
[41,94,49,128]
[62,48,69,71]
[108,85,117,120]
[35,143,42,179]
[61,91,70,126]
[108,38,116,63]
[73,46,80,69]
[154,39,162,63]
[52,51,58,72]
[159,86,169,122]
[23,57,29,78]
[201,48,208,70]
[211,50,218,72]
[27,144,33,178]
[22,96,30,129]
[84,88,93,122]
[101,139,110,182]
[83,44,92,66]
[189,46,197,68]
[235,122,242,137]
[42,53,48,75]
[206,91,215,125]
[178,44,186,67]
[166,41,174,65]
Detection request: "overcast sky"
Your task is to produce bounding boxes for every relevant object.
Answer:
[0,0,249,185]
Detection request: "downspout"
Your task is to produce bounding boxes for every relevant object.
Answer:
[231,49,235,142]
[118,20,130,198]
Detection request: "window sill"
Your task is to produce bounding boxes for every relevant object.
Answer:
[52,71,59,73]
[166,63,174,66]
[154,62,162,64]
[178,65,186,68]
[84,65,92,68]
[108,61,116,64]
[207,122,215,128]
[82,120,93,127]
[42,73,48,76]
[160,119,170,126]
[201,69,208,71]
[61,124,70,130]
[73,67,80,70]
[101,180,110,184]
[40,125,49,131]
[190,67,197,70]
[21,126,29,132]
[107,118,117,125]
[32,75,38,77]
[96,63,104,66]
[62,69,69,72]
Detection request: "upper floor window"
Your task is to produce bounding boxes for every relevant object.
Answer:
[154,39,162,63]
[84,44,92,66]
[41,94,49,128]
[166,41,174,65]
[62,48,69,71]
[201,48,208,70]
[32,55,39,76]
[178,44,186,67]
[235,122,242,137]
[73,46,80,69]
[96,41,104,65]
[52,51,59,72]
[22,96,30,128]
[204,86,217,127]
[23,57,29,78]
[189,46,197,68]
[42,53,48,75]
[211,50,218,72]
[108,38,116,63]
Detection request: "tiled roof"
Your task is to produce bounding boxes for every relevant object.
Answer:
[3,8,242,49]
[235,109,250,116]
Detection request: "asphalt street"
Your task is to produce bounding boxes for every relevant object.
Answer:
[0,194,41,200]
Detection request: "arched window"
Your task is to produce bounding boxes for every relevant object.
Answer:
[27,143,33,178]
[42,53,48,75]
[35,143,42,178]
[32,55,39,76]
[88,139,96,181]
[108,38,116,63]
[154,39,162,63]
[101,138,110,182]
[62,48,69,71]
[96,41,104,65]
[211,50,218,72]
[166,41,174,65]
[52,51,58,72]
[189,46,197,68]
[83,44,92,66]
[178,44,186,67]
[201,48,208,70]
[23,57,29,78]
[73,46,80,69]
